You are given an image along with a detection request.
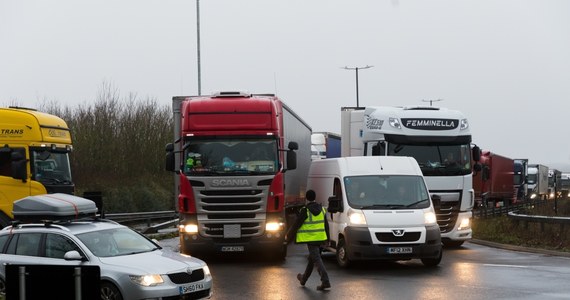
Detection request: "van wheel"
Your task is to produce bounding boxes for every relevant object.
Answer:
[421,249,442,267]
[336,238,351,268]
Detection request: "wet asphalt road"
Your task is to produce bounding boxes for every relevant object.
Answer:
[157,238,570,300]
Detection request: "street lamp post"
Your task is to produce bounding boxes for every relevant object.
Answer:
[343,65,373,108]
[196,0,202,95]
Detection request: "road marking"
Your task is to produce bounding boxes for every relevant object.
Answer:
[483,264,529,268]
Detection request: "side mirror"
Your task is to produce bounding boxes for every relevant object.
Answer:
[431,194,441,210]
[472,145,481,162]
[327,196,343,213]
[165,143,176,172]
[288,142,299,151]
[11,151,27,181]
[286,150,297,171]
[63,250,85,261]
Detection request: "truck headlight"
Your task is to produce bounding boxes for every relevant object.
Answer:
[129,274,164,287]
[179,224,198,233]
[348,209,367,225]
[266,221,284,232]
[457,217,471,231]
[389,117,401,129]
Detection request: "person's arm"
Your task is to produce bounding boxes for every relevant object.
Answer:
[285,207,307,242]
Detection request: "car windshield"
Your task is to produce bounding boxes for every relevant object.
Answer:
[344,175,430,209]
[76,228,158,258]
[183,138,278,175]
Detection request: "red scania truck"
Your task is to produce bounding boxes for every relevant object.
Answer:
[165,91,311,259]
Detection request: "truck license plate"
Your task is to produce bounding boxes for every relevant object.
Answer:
[179,283,205,294]
[221,246,244,252]
[387,247,412,254]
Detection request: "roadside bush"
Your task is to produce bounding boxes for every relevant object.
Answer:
[41,83,174,213]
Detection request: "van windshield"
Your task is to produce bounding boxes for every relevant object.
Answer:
[344,175,430,209]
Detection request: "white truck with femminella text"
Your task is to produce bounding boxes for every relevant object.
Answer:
[341,106,481,247]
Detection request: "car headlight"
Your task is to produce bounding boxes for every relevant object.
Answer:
[129,274,164,287]
[203,265,211,277]
[424,211,437,225]
[348,209,367,225]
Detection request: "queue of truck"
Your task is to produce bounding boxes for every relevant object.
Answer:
[3,91,567,269]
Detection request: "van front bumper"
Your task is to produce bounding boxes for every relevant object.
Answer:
[343,225,442,261]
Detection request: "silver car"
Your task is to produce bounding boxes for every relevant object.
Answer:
[0,219,213,300]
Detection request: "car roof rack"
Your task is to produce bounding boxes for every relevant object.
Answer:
[12,193,99,223]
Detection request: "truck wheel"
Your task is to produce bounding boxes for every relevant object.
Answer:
[336,238,351,268]
[421,249,442,267]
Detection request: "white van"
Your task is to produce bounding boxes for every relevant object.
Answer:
[307,156,442,267]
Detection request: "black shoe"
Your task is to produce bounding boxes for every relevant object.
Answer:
[316,281,331,291]
[296,273,306,286]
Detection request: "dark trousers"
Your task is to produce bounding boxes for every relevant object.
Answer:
[301,244,330,284]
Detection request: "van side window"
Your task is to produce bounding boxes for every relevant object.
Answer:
[333,178,342,199]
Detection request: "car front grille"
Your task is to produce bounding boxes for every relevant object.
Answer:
[168,269,205,284]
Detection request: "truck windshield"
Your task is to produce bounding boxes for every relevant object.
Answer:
[183,138,278,175]
[386,144,471,176]
[344,175,430,209]
[527,174,537,184]
[31,148,73,184]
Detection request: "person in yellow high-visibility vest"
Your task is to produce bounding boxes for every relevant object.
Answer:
[286,189,331,291]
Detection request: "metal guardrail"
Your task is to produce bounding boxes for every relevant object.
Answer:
[103,211,179,234]
[508,212,570,226]
[472,199,548,219]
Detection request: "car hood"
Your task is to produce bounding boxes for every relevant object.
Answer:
[97,249,205,274]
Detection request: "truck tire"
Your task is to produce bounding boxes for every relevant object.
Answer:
[336,238,351,268]
[421,250,442,267]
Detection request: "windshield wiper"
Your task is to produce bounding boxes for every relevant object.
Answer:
[405,199,430,208]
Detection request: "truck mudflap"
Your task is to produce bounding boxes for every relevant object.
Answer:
[342,225,442,261]
[179,233,286,257]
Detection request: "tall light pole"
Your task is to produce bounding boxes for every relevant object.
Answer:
[343,65,373,108]
[196,0,202,95]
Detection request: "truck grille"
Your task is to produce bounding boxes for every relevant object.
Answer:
[195,186,267,238]
[435,201,459,233]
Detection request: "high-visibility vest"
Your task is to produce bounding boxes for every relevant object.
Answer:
[296,207,327,243]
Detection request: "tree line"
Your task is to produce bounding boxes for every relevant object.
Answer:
[39,85,175,213]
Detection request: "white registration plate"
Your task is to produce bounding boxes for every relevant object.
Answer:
[387,247,413,254]
[221,246,244,252]
[179,283,205,295]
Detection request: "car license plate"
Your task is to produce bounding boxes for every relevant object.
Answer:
[387,247,412,254]
[179,283,205,295]
[221,246,244,252]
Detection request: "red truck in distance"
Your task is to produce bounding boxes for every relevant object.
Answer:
[473,150,516,208]
[165,91,312,260]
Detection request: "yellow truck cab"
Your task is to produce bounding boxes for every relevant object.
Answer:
[0,107,74,227]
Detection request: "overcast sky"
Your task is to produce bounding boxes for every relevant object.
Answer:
[1,0,570,168]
